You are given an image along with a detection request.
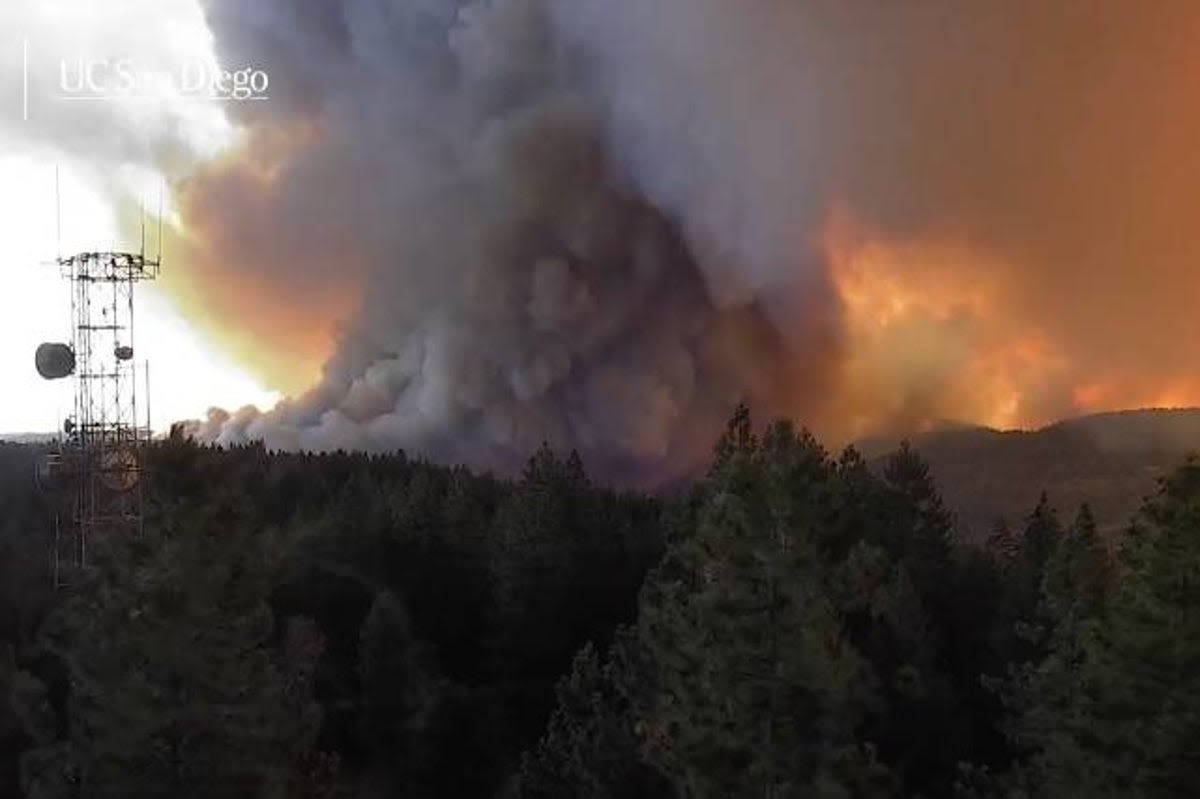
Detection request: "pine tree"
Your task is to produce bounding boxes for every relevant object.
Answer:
[986,520,1021,564]
[2,644,58,797]
[1008,495,1066,658]
[636,414,893,798]
[847,443,992,796]
[510,630,674,799]
[1021,495,1062,587]
[1010,461,1200,797]
[1040,505,1111,628]
[879,443,955,586]
[29,510,322,798]
[487,446,589,751]
[487,444,659,765]
[357,590,440,793]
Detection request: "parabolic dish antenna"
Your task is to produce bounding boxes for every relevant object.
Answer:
[99,448,140,493]
[35,342,75,380]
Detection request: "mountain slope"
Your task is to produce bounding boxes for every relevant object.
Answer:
[865,409,1200,541]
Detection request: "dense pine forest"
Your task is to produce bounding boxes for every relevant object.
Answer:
[1,408,1198,798]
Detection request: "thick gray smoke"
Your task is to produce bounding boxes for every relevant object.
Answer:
[184,0,828,480]
[185,0,1200,478]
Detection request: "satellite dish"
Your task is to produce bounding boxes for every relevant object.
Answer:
[35,343,75,380]
[99,448,139,492]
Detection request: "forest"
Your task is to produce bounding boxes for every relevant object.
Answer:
[0,407,1198,798]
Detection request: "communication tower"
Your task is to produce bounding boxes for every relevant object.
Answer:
[36,250,159,585]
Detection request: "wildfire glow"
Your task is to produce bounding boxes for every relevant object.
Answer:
[164,119,360,398]
[818,209,1200,442]
[822,214,1078,440]
[1071,379,1200,418]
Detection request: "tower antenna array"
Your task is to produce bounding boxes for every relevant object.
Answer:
[36,249,160,585]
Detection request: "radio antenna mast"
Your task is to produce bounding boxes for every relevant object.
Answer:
[54,166,61,261]
[156,179,164,263]
[145,360,152,436]
[35,246,161,584]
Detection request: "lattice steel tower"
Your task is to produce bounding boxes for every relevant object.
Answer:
[36,251,160,584]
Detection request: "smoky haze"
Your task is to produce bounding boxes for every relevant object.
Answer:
[180,0,1200,480]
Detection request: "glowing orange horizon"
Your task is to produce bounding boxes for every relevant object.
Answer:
[819,211,1200,440]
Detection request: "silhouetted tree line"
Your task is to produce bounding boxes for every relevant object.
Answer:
[0,408,1198,797]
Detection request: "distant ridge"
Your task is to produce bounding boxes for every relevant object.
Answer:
[864,408,1200,541]
[1043,407,1200,452]
[0,433,56,444]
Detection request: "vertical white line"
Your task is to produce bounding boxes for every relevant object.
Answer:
[157,178,164,264]
[22,37,28,121]
[55,165,61,260]
[145,360,151,437]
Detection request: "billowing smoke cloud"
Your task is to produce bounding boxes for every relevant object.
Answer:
[181,0,1200,478]
[181,0,831,480]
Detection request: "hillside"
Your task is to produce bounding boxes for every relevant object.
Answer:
[864,408,1200,540]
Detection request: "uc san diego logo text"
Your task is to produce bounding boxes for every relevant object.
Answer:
[58,56,269,102]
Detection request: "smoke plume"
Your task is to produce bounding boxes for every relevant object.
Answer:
[180,0,1200,479]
